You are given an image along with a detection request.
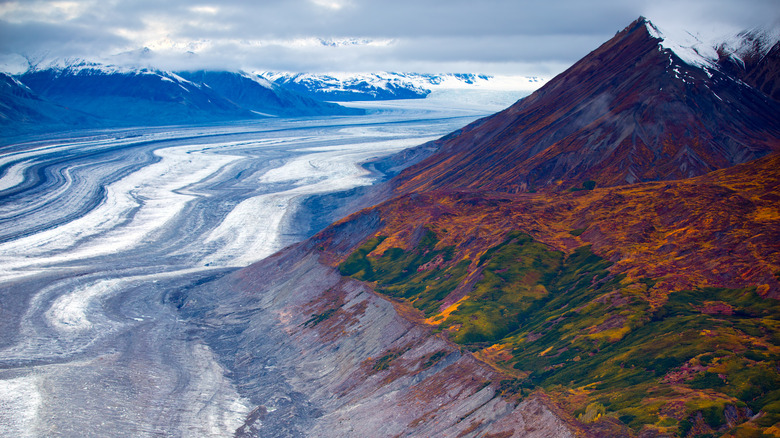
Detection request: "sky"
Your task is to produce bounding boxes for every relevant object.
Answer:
[0,0,778,76]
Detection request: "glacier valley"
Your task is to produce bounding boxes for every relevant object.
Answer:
[0,95,518,437]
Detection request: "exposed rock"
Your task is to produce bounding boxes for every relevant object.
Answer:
[182,242,578,437]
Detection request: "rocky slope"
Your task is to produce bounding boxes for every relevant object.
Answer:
[181,17,780,437]
[180,237,578,438]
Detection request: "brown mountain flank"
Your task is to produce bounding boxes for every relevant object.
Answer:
[393,18,780,194]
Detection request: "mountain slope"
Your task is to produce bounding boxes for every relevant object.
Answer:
[175,71,363,116]
[19,63,257,126]
[180,241,579,437]
[393,17,780,194]
[328,153,780,436]
[11,61,363,130]
[0,72,99,134]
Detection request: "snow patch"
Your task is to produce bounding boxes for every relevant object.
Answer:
[718,24,780,65]
[645,21,719,69]
[239,71,274,89]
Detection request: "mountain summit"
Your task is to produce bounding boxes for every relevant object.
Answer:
[393,17,780,193]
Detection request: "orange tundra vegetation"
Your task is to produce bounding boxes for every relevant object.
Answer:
[316,152,780,437]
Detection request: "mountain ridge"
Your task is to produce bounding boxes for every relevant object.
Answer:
[391,17,780,194]
[1,61,364,135]
[258,71,546,101]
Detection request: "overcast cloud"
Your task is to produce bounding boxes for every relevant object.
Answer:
[0,0,778,76]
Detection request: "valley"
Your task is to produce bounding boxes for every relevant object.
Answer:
[0,100,501,437]
[1,12,778,438]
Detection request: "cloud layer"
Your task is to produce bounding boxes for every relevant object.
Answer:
[1,0,778,75]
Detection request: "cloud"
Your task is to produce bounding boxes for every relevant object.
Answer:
[1,0,778,75]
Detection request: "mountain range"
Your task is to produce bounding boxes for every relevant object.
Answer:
[257,72,546,101]
[181,17,780,437]
[0,62,364,135]
[0,62,544,138]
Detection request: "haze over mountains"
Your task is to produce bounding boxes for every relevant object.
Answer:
[178,17,780,437]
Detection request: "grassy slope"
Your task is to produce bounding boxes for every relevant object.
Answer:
[330,154,780,437]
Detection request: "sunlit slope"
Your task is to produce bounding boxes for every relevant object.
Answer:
[320,152,780,436]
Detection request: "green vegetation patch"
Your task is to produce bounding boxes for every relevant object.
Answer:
[339,228,780,435]
[508,284,780,435]
[443,231,566,344]
[302,308,337,328]
[339,228,471,316]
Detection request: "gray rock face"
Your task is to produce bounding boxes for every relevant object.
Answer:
[182,239,577,437]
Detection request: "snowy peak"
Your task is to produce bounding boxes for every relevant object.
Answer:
[642,18,720,69]
[28,57,148,76]
[715,24,780,101]
[258,72,546,101]
[640,16,780,92]
[718,24,780,65]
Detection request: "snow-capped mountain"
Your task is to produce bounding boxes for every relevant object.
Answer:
[19,60,253,126]
[176,70,361,117]
[258,72,546,101]
[715,25,780,101]
[3,59,363,133]
[393,16,780,194]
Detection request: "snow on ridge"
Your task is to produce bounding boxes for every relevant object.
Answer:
[718,24,780,65]
[238,71,275,89]
[27,57,157,76]
[23,57,206,91]
[257,71,547,92]
[644,20,720,69]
